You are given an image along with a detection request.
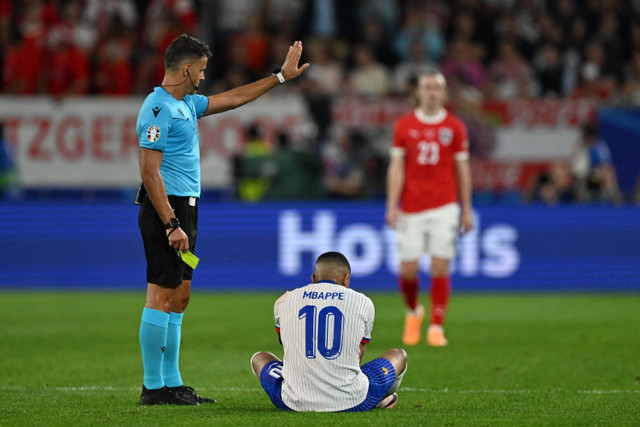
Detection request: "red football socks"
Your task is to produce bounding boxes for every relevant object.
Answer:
[430,276,450,326]
[399,277,419,311]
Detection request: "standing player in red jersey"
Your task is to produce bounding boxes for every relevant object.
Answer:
[385,69,473,347]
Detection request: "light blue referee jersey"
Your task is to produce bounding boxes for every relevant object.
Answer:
[136,86,209,197]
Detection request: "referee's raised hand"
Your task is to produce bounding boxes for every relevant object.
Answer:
[280,41,310,82]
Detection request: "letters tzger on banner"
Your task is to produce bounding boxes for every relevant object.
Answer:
[0,96,308,188]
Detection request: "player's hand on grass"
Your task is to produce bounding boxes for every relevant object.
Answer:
[167,227,189,251]
[281,41,310,82]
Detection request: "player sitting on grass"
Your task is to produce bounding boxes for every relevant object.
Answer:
[251,251,407,412]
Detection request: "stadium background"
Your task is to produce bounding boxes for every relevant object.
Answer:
[0,0,639,292]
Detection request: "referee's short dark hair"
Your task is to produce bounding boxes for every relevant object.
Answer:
[316,252,351,273]
[164,34,212,70]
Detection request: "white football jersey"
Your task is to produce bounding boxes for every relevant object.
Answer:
[274,281,375,412]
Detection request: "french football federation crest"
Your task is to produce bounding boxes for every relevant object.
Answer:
[439,127,453,145]
[147,125,160,142]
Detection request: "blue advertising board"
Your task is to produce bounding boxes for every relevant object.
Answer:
[1,201,639,291]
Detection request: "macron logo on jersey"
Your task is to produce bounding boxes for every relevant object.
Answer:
[302,291,345,300]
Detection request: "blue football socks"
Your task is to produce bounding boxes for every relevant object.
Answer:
[163,312,184,388]
[139,307,169,390]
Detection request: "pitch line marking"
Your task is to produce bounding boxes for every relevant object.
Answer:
[1,386,638,394]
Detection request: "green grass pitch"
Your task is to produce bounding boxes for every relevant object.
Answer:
[1,291,639,426]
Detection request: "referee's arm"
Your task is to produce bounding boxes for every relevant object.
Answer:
[202,41,309,116]
[139,147,189,251]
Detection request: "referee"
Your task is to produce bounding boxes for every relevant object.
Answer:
[136,34,309,405]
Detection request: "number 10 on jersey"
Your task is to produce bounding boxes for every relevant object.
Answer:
[298,305,344,360]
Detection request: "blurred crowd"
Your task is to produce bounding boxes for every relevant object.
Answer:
[2,0,640,102]
[522,121,625,206]
[1,0,639,204]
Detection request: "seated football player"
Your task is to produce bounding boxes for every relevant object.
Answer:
[251,251,407,412]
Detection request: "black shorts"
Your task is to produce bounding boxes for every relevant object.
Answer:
[138,195,198,287]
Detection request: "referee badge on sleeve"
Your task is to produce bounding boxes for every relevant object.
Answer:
[147,125,160,142]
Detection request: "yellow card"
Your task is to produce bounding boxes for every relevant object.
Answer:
[180,250,200,269]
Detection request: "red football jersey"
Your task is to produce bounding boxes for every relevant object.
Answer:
[392,108,469,213]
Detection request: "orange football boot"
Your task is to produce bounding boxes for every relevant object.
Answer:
[402,305,424,346]
[427,325,448,347]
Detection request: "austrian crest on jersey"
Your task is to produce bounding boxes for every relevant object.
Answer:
[439,127,453,145]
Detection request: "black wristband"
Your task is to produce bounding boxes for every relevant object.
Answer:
[165,217,180,230]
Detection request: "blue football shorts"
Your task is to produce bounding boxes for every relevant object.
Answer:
[259,361,292,411]
[343,358,396,412]
[258,358,396,412]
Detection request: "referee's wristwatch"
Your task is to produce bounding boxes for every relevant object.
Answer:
[165,217,180,230]
[272,68,285,84]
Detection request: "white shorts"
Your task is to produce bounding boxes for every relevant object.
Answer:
[396,203,460,262]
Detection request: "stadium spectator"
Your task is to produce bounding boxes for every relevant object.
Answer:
[304,38,346,96]
[533,43,563,98]
[135,34,308,405]
[572,42,615,100]
[322,128,369,199]
[82,0,138,40]
[393,3,445,65]
[301,38,346,142]
[234,122,274,202]
[354,0,399,35]
[620,50,640,105]
[0,0,11,60]
[2,0,50,94]
[448,9,483,56]
[263,0,304,39]
[560,16,588,96]
[227,12,271,78]
[251,251,407,412]
[596,11,624,75]
[570,121,623,204]
[93,15,135,95]
[347,43,391,97]
[385,69,473,347]
[142,0,197,46]
[488,39,535,99]
[298,0,358,41]
[47,0,96,51]
[45,0,93,97]
[2,36,45,94]
[441,38,487,92]
[0,121,19,199]
[262,130,324,200]
[629,21,640,54]
[523,161,574,205]
[357,17,397,68]
[392,38,436,96]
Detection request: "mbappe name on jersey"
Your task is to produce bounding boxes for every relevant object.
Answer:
[302,291,345,300]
